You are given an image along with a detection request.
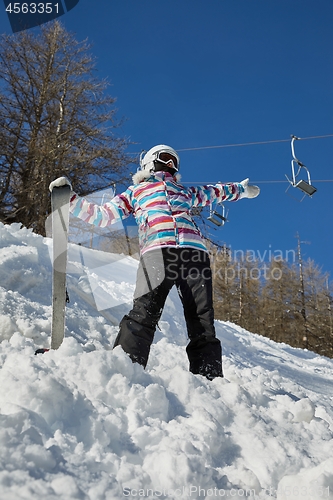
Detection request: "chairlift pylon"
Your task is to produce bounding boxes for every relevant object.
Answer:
[207,202,228,227]
[285,135,317,200]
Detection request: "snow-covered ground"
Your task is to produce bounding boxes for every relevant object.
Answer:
[0,221,333,500]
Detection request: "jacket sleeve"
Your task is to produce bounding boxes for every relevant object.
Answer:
[189,182,244,208]
[69,188,134,228]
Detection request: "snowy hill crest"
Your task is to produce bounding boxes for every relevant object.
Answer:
[0,222,333,499]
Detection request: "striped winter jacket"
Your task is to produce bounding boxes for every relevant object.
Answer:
[70,170,244,254]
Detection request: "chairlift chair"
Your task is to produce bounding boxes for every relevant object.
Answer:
[286,135,317,200]
[207,202,228,227]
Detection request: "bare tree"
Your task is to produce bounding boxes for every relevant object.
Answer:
[211,238,333,358]
[260,259,300,345]
[210,243,234,321]
[301,260,333,356]
[0,21,131,234]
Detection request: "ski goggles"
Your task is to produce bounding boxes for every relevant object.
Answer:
[155,151,179,171]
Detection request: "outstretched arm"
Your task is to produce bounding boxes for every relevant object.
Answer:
[190,179,259,208]
[49,177,133,228]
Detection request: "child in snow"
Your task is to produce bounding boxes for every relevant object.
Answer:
[50,145,259,379]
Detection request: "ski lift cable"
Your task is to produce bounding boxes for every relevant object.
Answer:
[182,134,333,185]
[181,179,333,185]
[123,133,333,191]
[177,138,291,151]
[129,133,333,184]
[177,133,333,152]
[129,133,333,156]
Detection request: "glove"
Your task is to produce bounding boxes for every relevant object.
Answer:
[239,178,260,199]
[49,176,72,192]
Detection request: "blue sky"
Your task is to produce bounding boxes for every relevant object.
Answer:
[1,1,333,278]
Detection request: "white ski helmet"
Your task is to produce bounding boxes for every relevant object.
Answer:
[139,145,180,173]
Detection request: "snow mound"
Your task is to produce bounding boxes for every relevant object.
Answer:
[0,222,333,499]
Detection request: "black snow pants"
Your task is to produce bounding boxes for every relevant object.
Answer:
[113,247,223,379]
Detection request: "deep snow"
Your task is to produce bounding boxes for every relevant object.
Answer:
[0,221,333,500]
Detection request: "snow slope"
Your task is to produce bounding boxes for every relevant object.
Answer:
[0,221,333,500]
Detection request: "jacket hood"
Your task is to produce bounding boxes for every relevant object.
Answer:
[132,169,182,185]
